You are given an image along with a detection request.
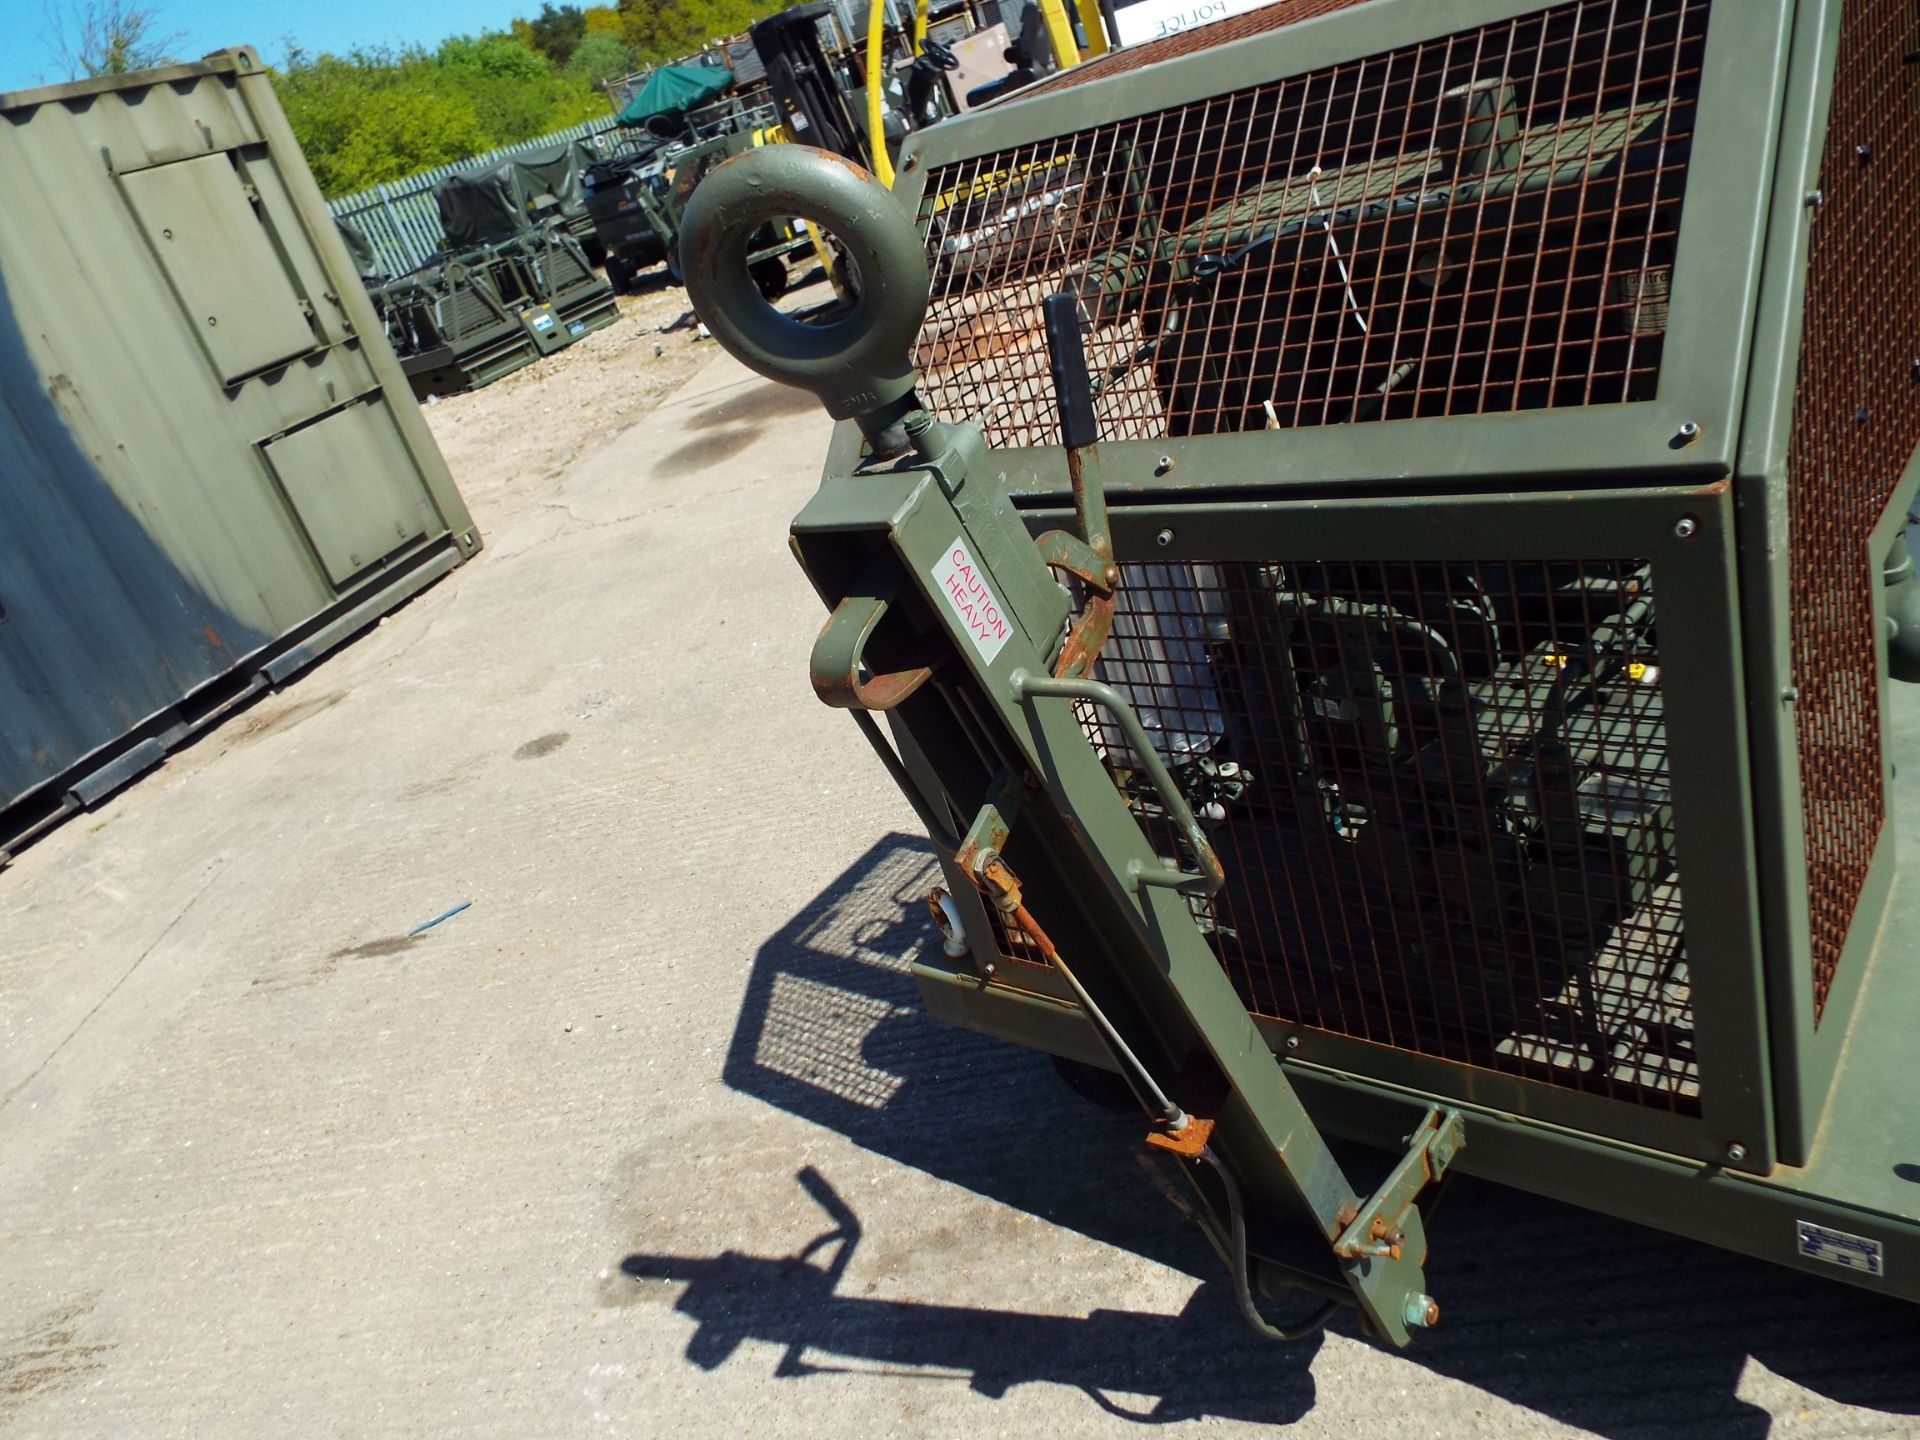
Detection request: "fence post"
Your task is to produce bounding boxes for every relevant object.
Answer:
[376,181,408,270]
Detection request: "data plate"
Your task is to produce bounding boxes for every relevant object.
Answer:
[1796,1221,1885,1277]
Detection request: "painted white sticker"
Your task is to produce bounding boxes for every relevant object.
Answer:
[1797,1220,1884,1276]
[1112,0,1285,46]
[930,537,1013,665]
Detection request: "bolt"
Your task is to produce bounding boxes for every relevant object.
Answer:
[1404,1293,1440,1329]
[1673,515,1698,539]
[1285,1035,1300,1050]
[1726,1142,1747,1163]
[1857,142,1873,162]
[1156,528,1175,548]
[1806,188,1825,209]
[1155,454,1175,474]
[1783,685,1801,703]
[1675,419,1700,444]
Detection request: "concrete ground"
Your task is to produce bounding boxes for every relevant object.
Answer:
[3,332,1918,1439]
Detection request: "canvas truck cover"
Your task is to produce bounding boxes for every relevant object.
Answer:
[436,140,596,249]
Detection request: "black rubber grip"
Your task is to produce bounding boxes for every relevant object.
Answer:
[1044,293,1098,450]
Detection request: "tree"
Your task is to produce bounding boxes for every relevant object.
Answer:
[435,32,551,83]
[527,3,587,66]
[566,31,633,89]
[45,0,184,78]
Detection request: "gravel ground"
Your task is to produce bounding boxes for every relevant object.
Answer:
[2,287,1918,1439]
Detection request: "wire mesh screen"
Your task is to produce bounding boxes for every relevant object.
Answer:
[995,557,1697,1110]
[1787,0,1920,1021]
[914,0,1707,448]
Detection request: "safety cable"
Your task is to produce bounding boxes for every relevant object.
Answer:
[1198,1147,1340,1343]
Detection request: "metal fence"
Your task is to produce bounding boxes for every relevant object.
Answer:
[326,116,628,279]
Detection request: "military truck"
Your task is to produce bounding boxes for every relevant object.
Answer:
[586,120,811,297]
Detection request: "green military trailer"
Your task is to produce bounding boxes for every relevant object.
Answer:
[371,223,619,400]
[680,0,1920,1345]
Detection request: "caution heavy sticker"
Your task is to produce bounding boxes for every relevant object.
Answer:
[930,538,1013,665]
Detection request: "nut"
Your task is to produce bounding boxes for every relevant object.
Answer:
[1404,1292,1440,1329]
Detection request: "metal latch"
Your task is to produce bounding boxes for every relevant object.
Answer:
[1334,1106,1464,1266]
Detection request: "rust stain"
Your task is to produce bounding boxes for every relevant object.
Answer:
[0,1295,111,1412]
[1145,1115,1216,1158]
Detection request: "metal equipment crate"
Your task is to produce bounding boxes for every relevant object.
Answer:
[0,48,480,857]
[680,0,1920,1344]
[371,228,619,401]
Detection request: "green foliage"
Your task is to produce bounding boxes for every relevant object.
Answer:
[582,5,624,38]
[277,0,801,198]
[527,4,589,66]
[277,29,609,197]
[567,32,636,89]
[614,0,791,67]
[435,31,552,83]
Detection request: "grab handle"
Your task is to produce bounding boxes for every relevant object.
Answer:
[1010,670,1225,897]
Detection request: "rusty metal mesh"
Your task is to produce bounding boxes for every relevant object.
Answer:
[914,0,1707,448]
[1021,0,1378,98]
[992,557,1697,1110]
[1789,0,1920,1021]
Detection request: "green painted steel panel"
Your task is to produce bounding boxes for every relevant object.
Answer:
[263,402,433,585]
[120,153,320,383]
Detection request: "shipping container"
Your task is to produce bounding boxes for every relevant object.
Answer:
[0,47,480,858]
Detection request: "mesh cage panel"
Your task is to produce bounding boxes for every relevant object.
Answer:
[914,0,1707,448]
[1788,0,1920,1020]
[1012,559,1697,1110]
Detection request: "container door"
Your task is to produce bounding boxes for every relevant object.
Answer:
[262,401,431,586]
[120,153,318,383]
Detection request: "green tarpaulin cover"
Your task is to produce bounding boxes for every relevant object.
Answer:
[434,140,597,250]
[616,63,733,127]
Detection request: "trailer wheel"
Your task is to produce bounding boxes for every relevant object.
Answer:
[1050,1055,1136,1113]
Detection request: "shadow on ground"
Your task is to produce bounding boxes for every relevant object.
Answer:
[617,1164,1320,1425]
[612,833,1920,1435]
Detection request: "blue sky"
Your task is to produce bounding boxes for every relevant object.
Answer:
[3,0,540,93]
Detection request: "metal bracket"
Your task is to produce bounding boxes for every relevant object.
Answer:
[1333,1107,1465,1268]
